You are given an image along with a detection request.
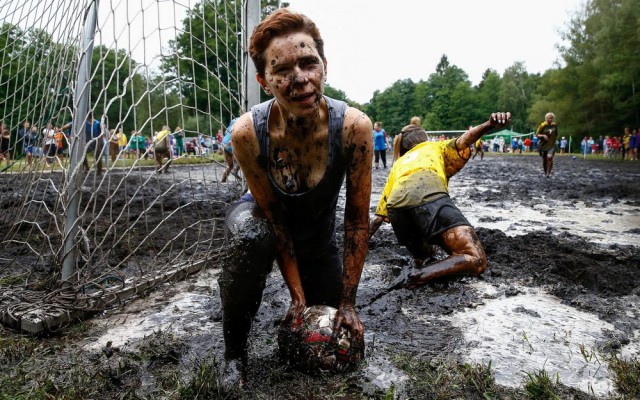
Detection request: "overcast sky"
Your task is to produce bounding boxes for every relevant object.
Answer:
[88,0,585,104]
[284,0,585,103]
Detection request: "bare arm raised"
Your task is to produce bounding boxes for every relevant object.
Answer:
[455,112,512,152]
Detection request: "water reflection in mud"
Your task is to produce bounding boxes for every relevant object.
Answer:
[452,180,640,246]
[448,281,640,397]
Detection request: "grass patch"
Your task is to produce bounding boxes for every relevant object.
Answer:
[523,368,560,399]
[0,331,38,363]
[607,353,640,397]
[391,353,504,399]
[0,273,28,286]
[2,152,222,173]
[177,357,229,400]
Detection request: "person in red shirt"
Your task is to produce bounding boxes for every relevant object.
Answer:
[524,137,531,152]
[611,137,620,159]
[605,136,613,158]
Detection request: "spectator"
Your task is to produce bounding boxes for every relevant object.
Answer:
[524,136,531,152]
[629,129,638,161]
[587,137,595,154]
[17,120,30,156]
[0,122,11,167]
[597,135,604,155]
[42,122,57,165]
[25,125,41,165]
[622,127,631,160]
[62,111,103,175]
[611,136,620,159]
[55,126,66,159]
[560,137,567,154]
[117,129,128,158]
[373,121,388,169]
[221,118,239,182]
[174,126,186,157]
[108,129,119,164]
[153,126,172,173]
[472,138,484,160]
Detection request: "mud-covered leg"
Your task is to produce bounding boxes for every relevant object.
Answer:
[218,200,276,386]
[405,226,486,289]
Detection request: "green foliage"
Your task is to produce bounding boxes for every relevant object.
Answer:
[365,0,638,137]
[177,357,227,399]
[607,353,640,397]
[366,79,417,135]
[523,368,560,399]
[530,0,640,136]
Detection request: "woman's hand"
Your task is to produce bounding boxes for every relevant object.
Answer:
[281,299,306,330]
[331,303,364,347]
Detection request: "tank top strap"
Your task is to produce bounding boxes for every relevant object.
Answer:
[251,97,347,170]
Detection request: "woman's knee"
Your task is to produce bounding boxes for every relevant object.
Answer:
[223,200,276,277]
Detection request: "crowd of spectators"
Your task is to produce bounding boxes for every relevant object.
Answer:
[0,117,233,171]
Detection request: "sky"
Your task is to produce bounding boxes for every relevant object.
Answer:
[2,0,584,105]
[284,0,585,103]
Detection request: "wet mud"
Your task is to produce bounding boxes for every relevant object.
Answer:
[1,154,639,399]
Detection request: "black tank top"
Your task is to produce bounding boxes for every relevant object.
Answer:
[251,96,348,257]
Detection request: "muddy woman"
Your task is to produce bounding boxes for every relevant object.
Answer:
[370,113,511,289]
[218,9,373,388]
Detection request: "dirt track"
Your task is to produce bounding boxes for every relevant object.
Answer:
[1,153,639,399]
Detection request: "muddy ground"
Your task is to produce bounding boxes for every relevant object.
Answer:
[1,153,639,399]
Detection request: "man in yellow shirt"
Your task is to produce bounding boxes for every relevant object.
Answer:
[154,126,172,173]
[370,112,511,289]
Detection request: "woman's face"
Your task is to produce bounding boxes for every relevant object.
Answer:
[259,32,327,117]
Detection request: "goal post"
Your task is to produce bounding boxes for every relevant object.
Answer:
[0,0,262,333]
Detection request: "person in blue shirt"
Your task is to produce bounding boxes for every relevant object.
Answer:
[372,121,388,169]
[221,118,239,182]
[62,111,104,175]
[17,120,30,155]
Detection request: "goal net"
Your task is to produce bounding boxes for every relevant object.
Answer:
[0,0,257,333]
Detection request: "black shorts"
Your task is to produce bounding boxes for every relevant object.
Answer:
[539,147,555,157]
[227,195,343,307]
[388,195,470,251]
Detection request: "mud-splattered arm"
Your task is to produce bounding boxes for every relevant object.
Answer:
[231,113,306,312]
[332,108,372,343]
[456,112,512,151]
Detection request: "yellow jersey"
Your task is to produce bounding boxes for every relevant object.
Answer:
[375,139,467,219]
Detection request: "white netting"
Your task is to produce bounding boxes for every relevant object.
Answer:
[0,0,252,332]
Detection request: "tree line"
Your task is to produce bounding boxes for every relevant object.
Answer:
[349,0,639,148]
[1,0,636,151]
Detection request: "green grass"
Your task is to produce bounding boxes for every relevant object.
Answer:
[1,152,223,173]
[523,368,560,399]
[607,353,640,397]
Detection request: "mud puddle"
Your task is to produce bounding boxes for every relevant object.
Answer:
[19,154,639,399]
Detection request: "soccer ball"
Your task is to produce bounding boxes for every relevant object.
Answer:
[278,305,364,374]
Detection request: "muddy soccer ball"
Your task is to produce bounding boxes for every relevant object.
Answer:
[278,305,364,374]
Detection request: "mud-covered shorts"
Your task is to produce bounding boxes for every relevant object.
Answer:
[388,195,470,253]
[539,146,555,157]
[227,193,343,307]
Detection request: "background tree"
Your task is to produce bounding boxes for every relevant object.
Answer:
[498,62,540,133]
[365,79,417,135]
[530,0,640,137]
